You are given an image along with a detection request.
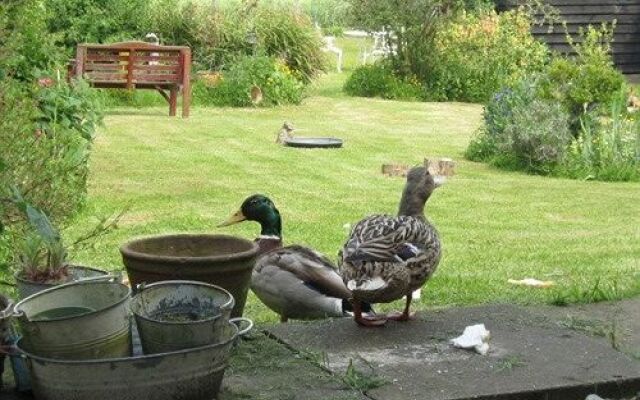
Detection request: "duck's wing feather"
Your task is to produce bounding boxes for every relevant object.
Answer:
[255,245,351,299]
[343,214,435,263]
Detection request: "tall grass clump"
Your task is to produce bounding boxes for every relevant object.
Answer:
[562,91,640,181]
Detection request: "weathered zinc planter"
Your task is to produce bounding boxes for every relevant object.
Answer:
[131,280,252,354]
[15,265,109,300]
[0,295,11,388]
[121,234,258,318]
[13,279,131,360]
[17,321,242,400]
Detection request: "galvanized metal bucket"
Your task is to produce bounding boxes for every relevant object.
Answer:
[17,320,243,400]
[14,265,110,300]
[131,280,252,354]
[13,278,131,360]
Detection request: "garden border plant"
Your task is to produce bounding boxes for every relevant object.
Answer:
[465,23,635,182]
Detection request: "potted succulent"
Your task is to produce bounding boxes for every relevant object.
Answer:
[12,204,109,299]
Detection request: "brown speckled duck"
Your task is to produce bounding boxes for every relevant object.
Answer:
[219,195,373,322]
[340,164,442,327]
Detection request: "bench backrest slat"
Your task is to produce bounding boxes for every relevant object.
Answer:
[74,41,190,88]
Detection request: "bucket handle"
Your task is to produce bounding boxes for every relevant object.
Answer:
[12,275,120,321]
[0,300,14,319]
[230,317,253,336]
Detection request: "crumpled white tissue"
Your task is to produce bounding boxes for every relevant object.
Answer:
[450,324,491,355]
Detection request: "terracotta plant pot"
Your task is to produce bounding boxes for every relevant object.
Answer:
[120,234,258,318]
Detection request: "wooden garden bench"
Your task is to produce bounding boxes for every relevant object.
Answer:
[70,41,192,117]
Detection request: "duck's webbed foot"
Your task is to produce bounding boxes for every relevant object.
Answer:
[355,313,387,327]
[386,295,415,322]
[352,300,386,327]
[386,310,415,321]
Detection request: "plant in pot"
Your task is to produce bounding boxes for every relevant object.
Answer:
[12,204,112,299]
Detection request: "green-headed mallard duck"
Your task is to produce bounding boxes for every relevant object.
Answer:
[340,165,442,327]
[219,194,372,322]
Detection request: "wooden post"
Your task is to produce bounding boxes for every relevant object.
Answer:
[381,164,410,177]
[181,48,192,118]
[424,158,455,176]
[169,88,178,116]
[126,49,135,90]
[74,45,86,79]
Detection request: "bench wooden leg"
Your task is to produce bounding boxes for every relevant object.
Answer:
[182,83,191,118]
[169,88,178,117]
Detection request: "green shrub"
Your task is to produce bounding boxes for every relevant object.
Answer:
[0,80,98,223]
[561,90,640,182]
[427,10,548,102]
[344,62,423,100]
[45,0,151,50]
[348,0,446,82]
[0,0,63,81]
[196,55,305,107]
[35,76,103,141]
[466,78,538,161]
[467,77,572,173]
[501,99,572,173]
[537,25,625,128]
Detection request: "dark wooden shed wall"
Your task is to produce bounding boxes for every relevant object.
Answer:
[499,0,640,74]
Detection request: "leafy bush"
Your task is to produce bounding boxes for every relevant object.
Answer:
[45,0,151,50]
[537,25,625,128]
[196,55,305,107]
[466,22,633,181]
[561,91,640,182]
[344,62,423,100]
[0,80,97,223]
[427,10,548,102]
[348,0,447,81]
[467,79,537,161]
[501,99,572,172]
[467,77,572,173]
[35,75,103,141]
[0,0,62,81]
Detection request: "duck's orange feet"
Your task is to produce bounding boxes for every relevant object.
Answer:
[353,300,386,327]
[386,310,416,321]
[386,295,415,321]
[355,314,387,327]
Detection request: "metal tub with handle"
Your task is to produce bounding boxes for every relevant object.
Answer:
[16,319,252,400]
[12,277,131,360]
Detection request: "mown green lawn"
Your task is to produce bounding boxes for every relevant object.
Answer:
[65,67,640,324]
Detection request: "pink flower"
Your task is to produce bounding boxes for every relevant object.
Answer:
[37,77,54,88]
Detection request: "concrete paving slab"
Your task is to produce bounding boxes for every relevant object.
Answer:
[266,304,640,400]
[534,298,640,359]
